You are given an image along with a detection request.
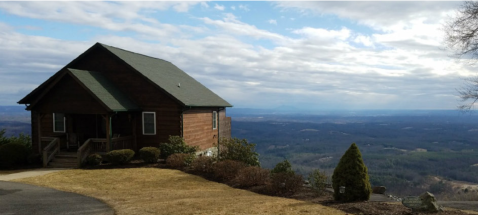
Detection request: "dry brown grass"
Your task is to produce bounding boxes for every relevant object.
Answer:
[14,168,345,215]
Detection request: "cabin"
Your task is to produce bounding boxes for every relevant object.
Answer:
[18,43,232,168]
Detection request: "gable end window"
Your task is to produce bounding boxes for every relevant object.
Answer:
[53,113,66,133]
[212,111,217,130]
[142,112,156,135]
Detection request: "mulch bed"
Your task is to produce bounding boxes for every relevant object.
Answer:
[83,159,474,215]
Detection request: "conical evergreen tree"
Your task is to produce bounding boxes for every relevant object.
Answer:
[332,143,372,202]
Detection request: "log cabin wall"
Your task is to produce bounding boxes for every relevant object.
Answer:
[69,47,181,148]
[182,108,218,150]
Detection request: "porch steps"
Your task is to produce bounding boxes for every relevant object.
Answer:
[48,152,78,168]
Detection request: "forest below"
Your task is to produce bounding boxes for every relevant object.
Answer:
[229,109,478,196]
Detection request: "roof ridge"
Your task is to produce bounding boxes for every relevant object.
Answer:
[98,43,174,65]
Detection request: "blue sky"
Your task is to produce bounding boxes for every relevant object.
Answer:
[0,1,473,110]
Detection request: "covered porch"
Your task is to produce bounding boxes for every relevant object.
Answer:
[38,112,138,167]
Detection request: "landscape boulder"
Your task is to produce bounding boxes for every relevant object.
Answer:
[402,191,440,213]
[419,191,440,213]
[372,186,386,194]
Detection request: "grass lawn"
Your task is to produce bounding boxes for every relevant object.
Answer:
[15,168,345,215]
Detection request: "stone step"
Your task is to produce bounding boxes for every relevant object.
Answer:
[48,161,77,168]
[56,152,78,159]
[53,157,77,164]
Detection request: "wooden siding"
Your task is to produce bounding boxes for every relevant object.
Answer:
[34,74,107,114]
[183,109,218,150]
[219,109,231,139]
[69,47,181,148]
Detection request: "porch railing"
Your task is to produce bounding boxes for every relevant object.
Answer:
[111,136,134,150]
[77,136,134,167]
[42,137,60,167]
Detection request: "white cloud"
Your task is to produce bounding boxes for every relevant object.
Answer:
[268,19,277,25]
[238,4,250,11]
[0,1,473,110]
[214,4,225,11]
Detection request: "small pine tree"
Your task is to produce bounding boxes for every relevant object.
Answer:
[332,143,372,202]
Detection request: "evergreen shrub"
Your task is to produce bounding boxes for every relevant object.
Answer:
[159,136,198,159]
[139,147,160,163]
[0,143,30,168]
[308,169,328,196]
[104,149,135,165]
[332,143,372,202]
[271,159,294,174]
[218,138,260,166]
[86,153,102,166]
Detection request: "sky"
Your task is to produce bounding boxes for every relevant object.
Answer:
[0,1,475,110]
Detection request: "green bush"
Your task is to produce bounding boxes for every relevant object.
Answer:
[8,133,32,150]
[86,153,102,166]
[271,159,294,174]
[0,143,30,168]
[139,147,160,163]
[166,153,195,169]
[212,160,247,182]
[218,138,260,166]
[332,143,372,202]
[267,172,303,197]
[190,156,215,173]
[308,169,328,196]
[159,136,198,159]
[0,129,9,147]
[232,166,270,188]
[104,149,135,165]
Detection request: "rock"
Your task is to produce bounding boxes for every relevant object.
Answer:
[402,192,440,213]
[419,191,440,213]
[372,186,386,194]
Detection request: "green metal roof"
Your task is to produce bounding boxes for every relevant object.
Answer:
[68,68,140,112]
[99,43,232,107]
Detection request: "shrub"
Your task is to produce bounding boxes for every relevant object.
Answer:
[139,147,160,163]
[0,129,9,147]
[232,166,270,188]
[271,159,294,174]
[166,153,196,169]
[190,156,215,173]
[104,149,135,165]
[332,143,372,202]
[218,138,260,166]
[308,169,328,196]
[0,143,30,168]
[268,172,303,197]
[212,160,247,182]
[8,133,32,150]
[159,136,198,159]
[86,153,102,166]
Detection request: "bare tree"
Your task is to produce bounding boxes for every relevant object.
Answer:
[445,1,478,110]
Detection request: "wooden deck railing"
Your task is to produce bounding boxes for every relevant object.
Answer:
[111,136,134,150]
[77,136,134,167]
[42,137,60,167]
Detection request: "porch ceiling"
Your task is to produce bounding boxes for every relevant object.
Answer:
[69,68,140,112]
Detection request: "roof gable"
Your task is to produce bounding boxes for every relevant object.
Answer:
[99,43,232,107]
[68,69,140,112]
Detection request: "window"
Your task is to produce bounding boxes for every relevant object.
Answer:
[53,113,65,133]
[142,112,156,135]
[212,111,217,130]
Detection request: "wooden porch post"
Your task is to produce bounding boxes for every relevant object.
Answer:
[105,114,111,152]
[132,114,137,151]
[37,112,44,154]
